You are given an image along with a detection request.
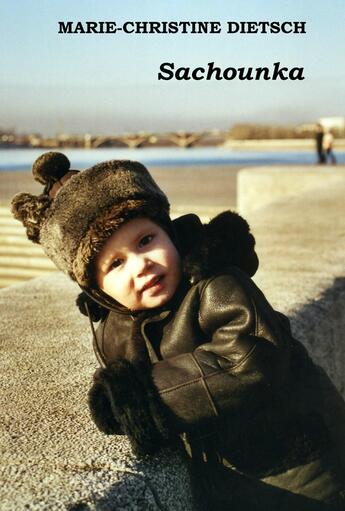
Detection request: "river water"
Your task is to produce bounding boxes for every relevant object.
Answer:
[1,146,345,170]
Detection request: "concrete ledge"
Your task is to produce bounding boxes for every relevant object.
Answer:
[0,275,194,510]
[3,165,345,509]
[238,166,345,395]
[238,165,345,214]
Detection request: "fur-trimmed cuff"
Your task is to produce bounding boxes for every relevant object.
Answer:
[92,359,173,456]
[88,381,123,435]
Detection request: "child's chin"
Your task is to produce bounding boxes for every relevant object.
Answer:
[141,293,170,310]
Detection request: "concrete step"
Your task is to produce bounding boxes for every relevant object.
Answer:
[0,206,14,215]
[0,245,44,256]
[0,255,55,269]
[0,267,57,289]
[0,234,36,245]
[0,224,28,235]
[0,276,28,287]
[0,210,18,220]
[0,205,57,287]
[0,266,56,279]
[0,215,23,224]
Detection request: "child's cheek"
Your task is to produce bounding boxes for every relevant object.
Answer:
[121,269,133,292]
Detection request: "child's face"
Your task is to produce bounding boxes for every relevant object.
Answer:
[95,218,182,311]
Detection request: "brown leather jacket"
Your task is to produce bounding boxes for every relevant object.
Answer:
[95,270,290,429]
[85,213,345,509]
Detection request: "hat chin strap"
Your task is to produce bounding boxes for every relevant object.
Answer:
[84,300,107,368]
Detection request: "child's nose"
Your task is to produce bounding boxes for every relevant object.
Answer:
[130,254,152,276]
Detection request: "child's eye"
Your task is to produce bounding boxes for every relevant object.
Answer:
[139,234,154,248]
[110,258,123,269]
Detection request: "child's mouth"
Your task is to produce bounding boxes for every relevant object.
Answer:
[141,275,164,294]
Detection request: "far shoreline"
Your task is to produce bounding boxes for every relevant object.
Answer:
[223,138,345,151]
[2,138,345,153]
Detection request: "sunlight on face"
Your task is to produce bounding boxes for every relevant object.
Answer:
[95,218,182,311]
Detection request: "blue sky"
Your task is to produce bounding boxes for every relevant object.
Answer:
[1,0,344,134]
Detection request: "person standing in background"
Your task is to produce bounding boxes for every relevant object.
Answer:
[315,123,325,164]
[323,128,337,165]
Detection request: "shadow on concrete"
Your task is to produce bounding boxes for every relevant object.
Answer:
[289,276,345,396]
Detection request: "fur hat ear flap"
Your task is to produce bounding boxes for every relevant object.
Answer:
[204,211,259,277]
[11,192,51,243]
[76,291,108,322]
[179,210,259,283]
[32,151,71,191]
[172,214,204,258]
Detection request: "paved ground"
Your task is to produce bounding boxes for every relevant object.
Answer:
[2,164,345,509]
[0,274,195,511]
[241,166,345,395]
[0,163,241,509]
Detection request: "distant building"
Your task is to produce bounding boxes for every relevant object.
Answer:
[318,117,345,132]
[295,123,316,134]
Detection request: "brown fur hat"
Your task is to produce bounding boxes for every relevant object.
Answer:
[11,152,170,286]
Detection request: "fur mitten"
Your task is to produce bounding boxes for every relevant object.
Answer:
[88,359,174,456]
[88,378,123,435]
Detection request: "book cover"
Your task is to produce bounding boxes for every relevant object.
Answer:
[1,2,345,509]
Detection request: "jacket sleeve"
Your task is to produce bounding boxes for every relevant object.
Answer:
[150,273,290,432]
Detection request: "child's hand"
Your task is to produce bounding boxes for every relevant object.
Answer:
[88,376,123,435]
[48,170,78,198]
[88,360,172,456]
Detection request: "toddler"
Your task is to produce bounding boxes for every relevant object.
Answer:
[12,152,345,510]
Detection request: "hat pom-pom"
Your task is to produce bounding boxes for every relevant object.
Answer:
[11,192,51,243]
[32,151,70,185]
